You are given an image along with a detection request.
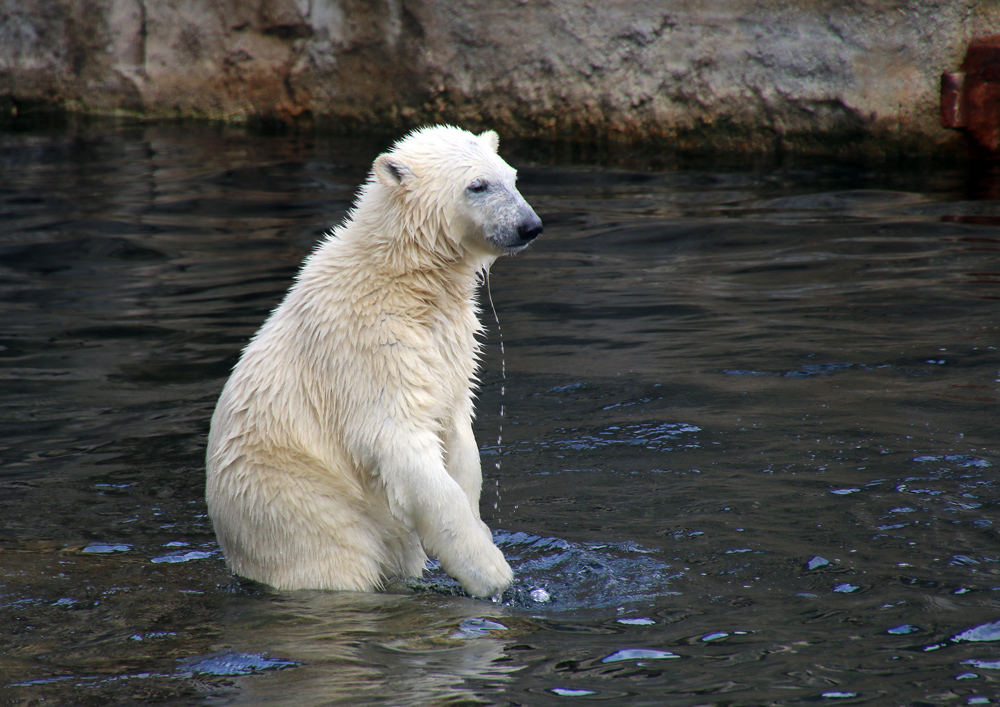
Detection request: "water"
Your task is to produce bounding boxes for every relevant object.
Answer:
[1,124,999,706]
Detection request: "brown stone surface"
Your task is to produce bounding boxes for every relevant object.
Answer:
[2,0,998,154]
[942,35,1000,153]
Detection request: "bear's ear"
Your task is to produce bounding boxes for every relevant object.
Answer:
[373,154,414,189]
[479,130,500,153]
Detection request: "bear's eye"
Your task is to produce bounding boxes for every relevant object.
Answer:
[467,179,489,194]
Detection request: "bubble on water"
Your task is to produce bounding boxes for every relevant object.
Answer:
[618,617,655,626]
[453,617,508,638]
[545,421,701,454]
[547,383,585,394]
[81,543,131,554]
[954,619,1000,643]
[602,648,680,663]
[178,651,299,676]
[806,556,831,570]
[914,454,991,468]
[951,555,979,566]
[130,631,176,641]
[151,550,215,564]
[833,583,861,593]
[529,587,551,603]
[551,688,598,697]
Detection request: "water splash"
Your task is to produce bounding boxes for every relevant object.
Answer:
[411,530,679,611]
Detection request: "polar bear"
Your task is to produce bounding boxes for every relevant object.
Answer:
[205,125,542,599]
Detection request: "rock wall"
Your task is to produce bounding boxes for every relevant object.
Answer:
[1,0,998,154]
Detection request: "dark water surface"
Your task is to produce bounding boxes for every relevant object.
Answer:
[2,125,999,706]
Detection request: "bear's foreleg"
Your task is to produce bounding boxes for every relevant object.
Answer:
[442,412,485,516]
[373,425,513,599]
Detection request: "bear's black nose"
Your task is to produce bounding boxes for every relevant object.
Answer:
[517,215,543,243]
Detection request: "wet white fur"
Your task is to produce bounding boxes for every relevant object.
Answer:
[205,126,531,598]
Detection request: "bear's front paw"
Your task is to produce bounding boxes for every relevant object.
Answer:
[441,540,513,599]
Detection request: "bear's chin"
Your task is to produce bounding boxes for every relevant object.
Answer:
[458,234,508,260]
[466,232,536,258]
[498,241,532,256]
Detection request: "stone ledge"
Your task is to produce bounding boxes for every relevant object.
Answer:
[1,0,996,156]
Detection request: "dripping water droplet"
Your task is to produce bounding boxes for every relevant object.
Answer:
[486,270,506,522]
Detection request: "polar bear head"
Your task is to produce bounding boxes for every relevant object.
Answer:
[371,125,543,260]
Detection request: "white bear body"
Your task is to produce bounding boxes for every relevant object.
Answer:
[206,126,541,598]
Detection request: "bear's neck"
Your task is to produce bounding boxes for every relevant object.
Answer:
[342,199,493,282]
[304,209,493,316]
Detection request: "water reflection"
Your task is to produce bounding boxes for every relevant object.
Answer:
[197,591,521,707]
[2,124,999,705]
